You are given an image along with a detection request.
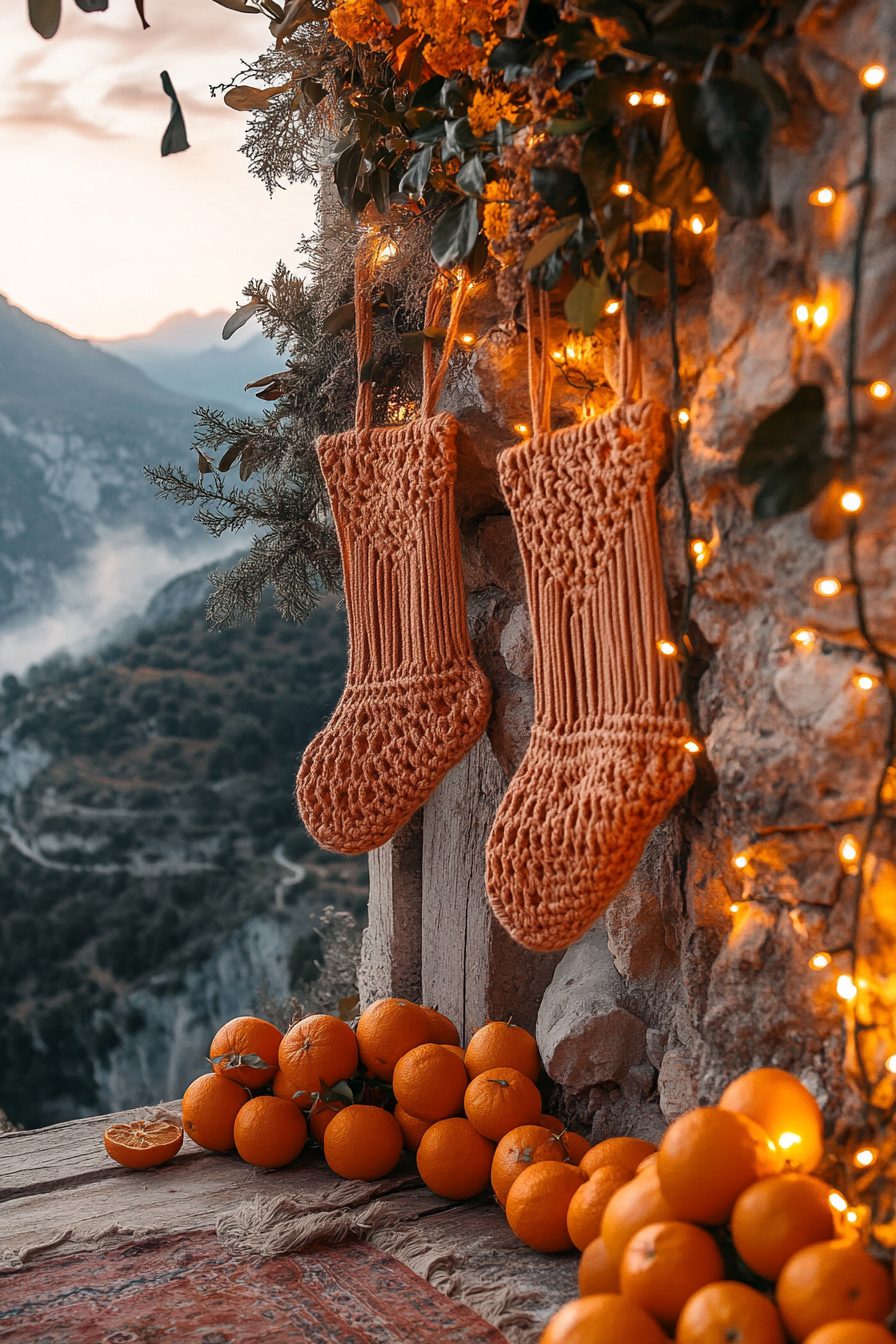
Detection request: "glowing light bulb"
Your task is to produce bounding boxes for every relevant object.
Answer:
[810,952,832,970]
[688,214,705,235]
[613,181,633,197]
[886,1055,896,1074]
[839,834,859,866]
[869,380,891,400]
[678,408,690,426]
[860,63,887,88]
[846,1209,859,1224]
[836,974,857,1002]
[566,344,576,360]
[778,1132,801,1151]
[812,304,830,329]
[460,332,475,345]
[733,854,748,870]
[792,628,816,647]
[650,91,667,106]
[855,674,877,691]
[656,639,678,657]
[729,903,739,914]
[604,299,621,315]
[376,240,397,263]
[840,489,864,513]
[854,1147,877,1168]
[514,422,529,437]
[552,349,563,362]
[809,187,836,206]
[683,738,701,754]
[627,92,642,106]
[794,302,811,324]
[814,576,841,596]
[829,1191,848,1212]
[691,539,707,560]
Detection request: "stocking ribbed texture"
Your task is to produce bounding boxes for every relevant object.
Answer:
[297,251,491,854]
[485,290,694,951]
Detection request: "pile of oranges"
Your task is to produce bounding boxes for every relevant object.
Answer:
[102,1006,896,1343]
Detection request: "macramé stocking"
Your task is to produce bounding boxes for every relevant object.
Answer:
[485,288,694,951]
[297,248,491,854]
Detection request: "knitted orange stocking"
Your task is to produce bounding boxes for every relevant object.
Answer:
[297,250,491,854]
[485,289,694,950]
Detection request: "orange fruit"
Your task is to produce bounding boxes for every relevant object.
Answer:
[323,1104,403,1180]
[233,1095,308,1168]
[277,1014,359,1106]
[209,1015,283,1088]
[505,1161,586,1252]
[442,1045,468,1067]
[619,1220,724,1331]
[421,1006,460,1046]
[720,1067,824,1173]
[657,1105,782,1224]
[601,1166,676,1267]
[731,1172,835,1280]
[416,1117,494,1198]
[776,1240,894,1341]
[103,1119,183,1169]
[464,1021,540,1082]
[578,1237,619,1295]
[394,1103,431,1152]
[182,1073,249,1152]
[804,1325,896,1344]
[566,1164,633,1251]
[559,1130,591,1163]
[540,1113,564,1134]
[308,1098,347,1143]
[580,1136,657,1177]
[356,998,432,1081]
[540,1294,668,1344]
[464,1067,542,1140]
[676,1281,787,1344]
[491,1123,559,1206]
[392,1043,468,1122]
[637,1152,658,1172]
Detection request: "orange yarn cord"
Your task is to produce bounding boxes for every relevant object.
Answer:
[296,243,491,854]
[485,287,693,950]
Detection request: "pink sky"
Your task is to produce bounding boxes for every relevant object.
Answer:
[0,0,316,339]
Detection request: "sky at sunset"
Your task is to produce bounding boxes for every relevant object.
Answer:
[0,0,316,339]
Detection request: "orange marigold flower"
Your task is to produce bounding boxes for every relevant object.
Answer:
[483,180,511,242]
[331,0,393,50]
[468,88,515,136]
[412,0,516,77]
[591,15,629,44]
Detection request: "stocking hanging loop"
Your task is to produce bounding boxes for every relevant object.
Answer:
[524,282,555,437]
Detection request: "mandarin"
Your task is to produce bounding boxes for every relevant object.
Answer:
[356,998,432,1081]
[103,1119,183,1170]
[676,1281,786,1344]
[491,1123,558,1206]
[416,1117,494,1198]
[421,1007,460,1046]
[442,1045,468,1067]
[506,1161,586,1252]
[464,1067,542,1141]
[233,1095,307,1168]
[558,1131,591,1163]
[540,1114,564,1134]
[620,1220,724,1331]
[394,1102,431,1152]
[657,1105,782,1225]
[567,1164,633,1251]
[578,1237,619,1295]
[601,1166,676,1267]
[392,1043,468,1122]
[803,1324,896,1344]
[580,1136,657,1177]
[323,1104,403,1180]
[308,1098,347,1143]
[720,1067,824,1173]
[277,1014,359,1106]
[464,1021,540,1082]
[776,1240,894,1342]
[182,1073,249,1152]
[731,1172,834,1280]
[209,1016,283,1088]
[540,1294,668,1344]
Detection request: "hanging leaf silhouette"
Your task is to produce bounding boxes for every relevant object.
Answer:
[224,81,292,111]
[738,384,832,518]
[673,77,771,218]
[222,299,260,340]
[134,0,149,28]
[160,71,189,156]
[211,0,260,9]
[28,0,61,38]
[565,273,609,335]
[75,0,110,11]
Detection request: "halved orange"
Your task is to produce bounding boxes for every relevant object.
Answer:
[104,1119,184,1169]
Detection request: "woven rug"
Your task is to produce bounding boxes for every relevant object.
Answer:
[0,1230,511,1343]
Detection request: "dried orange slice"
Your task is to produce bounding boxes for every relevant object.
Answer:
[103,1119,184,1169]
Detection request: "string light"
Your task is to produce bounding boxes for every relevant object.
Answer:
[836,974,857,1002]
[840,488,864,513]
[687,215,705,235]
[649,91,667,107]
[551,348,564,362]
[829,1191,849,1212]
[854,1147,878,1168]
[812,303,830,330]
[604,299,621,315]
[855,674,877,691]
[613,181,633,197]
[677,408,690,426]
[778,1132,801,1151]
[809,186,836,206]
[566,343,576,360]
[729,903,739,913]
[627,92,642,106]
[868,380,891,399]
[839,834,859,869]
[733,853,748,870]
[860,64,887,88]
[791,628,816,647]
[375,239,397,264]
[813,576,842,596]
[514,422,529,436]
[656,639,678,657]
[886,1055,896,1074]
[810,952,832,969]
[794,301,811,324]
[683,738,701,754]
[846,1209,859,1224]
[460,332,475,346]
[691,539,706,560]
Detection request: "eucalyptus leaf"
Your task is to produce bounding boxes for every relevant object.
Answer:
[224,81,292,111]
[29,0,61,39]
[430,196,479,268]
[673,77,771,219]
[375,0,400,23]
[222,300,260,341]
[456,154,486,195]
[487,37,541,80]
[370,164,392,216]
[628,261,666,297]
[531,249,566,291]
[441,117,477,164]
[651,122,704,215]
[530,166,588,216]
[558,61,596,91]
[210,0,260,10]
[160,70,189,157]
[738,384,831,518]
[398,145,433,197]
[547,115,593,136]
[334,140,363,209]
[565,273,610,335]
[522,216,581,272]
[322,301,356,336]
[75,0,109,10]
[580,131,619,211]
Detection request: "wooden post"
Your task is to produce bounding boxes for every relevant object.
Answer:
[358,809,423,1005]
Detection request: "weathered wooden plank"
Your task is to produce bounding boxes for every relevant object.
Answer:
[359,809,424,1006]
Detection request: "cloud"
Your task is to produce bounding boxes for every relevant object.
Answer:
[0,77,118,138]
